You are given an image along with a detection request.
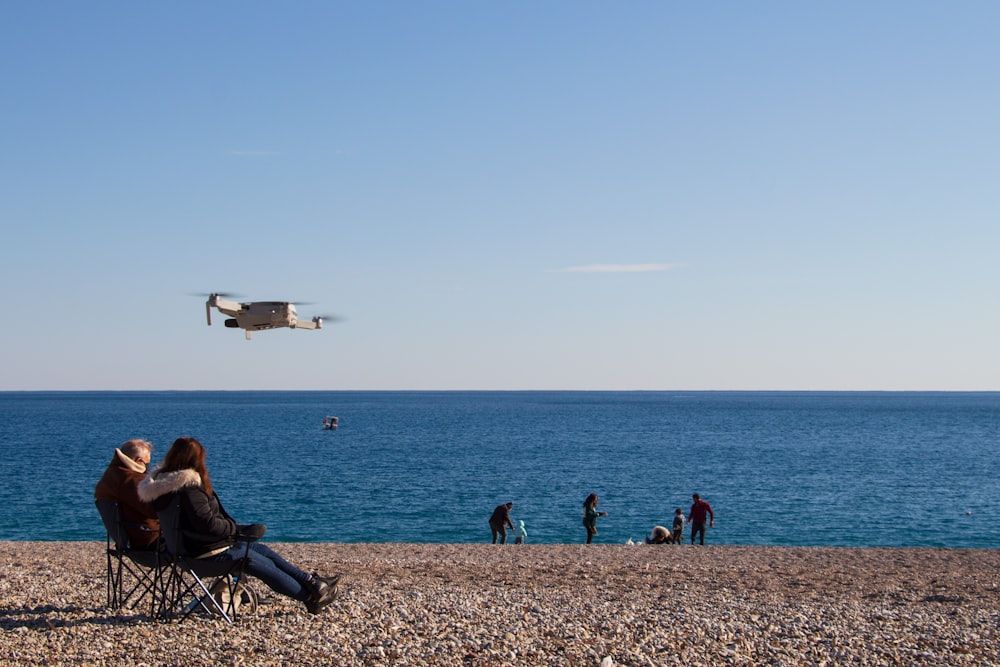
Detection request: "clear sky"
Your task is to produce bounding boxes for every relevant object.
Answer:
[2,2,998,391]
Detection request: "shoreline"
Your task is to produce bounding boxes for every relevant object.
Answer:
[2,542,998,665]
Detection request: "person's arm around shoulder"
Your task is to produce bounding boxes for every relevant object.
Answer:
[122,474,158,520]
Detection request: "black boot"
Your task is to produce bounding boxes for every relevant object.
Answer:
[303,575,337,614]
[316,573,341,588]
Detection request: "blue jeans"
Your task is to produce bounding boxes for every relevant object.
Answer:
[210,542,311,601]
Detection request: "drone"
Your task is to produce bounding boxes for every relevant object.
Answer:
[203,293,330,340]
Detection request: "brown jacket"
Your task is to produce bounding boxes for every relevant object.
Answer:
[94,449,159,549]
[489,503,513,529]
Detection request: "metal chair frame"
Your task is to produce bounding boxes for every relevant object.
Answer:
[156,497,256,623]
[95,499,167,617]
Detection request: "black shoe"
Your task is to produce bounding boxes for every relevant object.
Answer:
[304,576,337,615]
[316,573,341,589]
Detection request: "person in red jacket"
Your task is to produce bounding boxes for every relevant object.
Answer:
[686,493,714,545]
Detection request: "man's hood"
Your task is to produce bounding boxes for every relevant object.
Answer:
[113,448,146,474]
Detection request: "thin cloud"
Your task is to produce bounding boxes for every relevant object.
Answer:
[551,263,681,273]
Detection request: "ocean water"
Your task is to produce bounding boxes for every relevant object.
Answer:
[0,391,997,547]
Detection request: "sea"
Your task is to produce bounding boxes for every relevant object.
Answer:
[1,391,997,548]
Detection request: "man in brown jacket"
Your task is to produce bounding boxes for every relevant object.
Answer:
[489,502,514,544]
[94,439,159,549]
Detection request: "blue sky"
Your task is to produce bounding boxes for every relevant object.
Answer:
[2,2,998,390]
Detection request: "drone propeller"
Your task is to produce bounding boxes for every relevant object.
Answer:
[190,291,243,299]
[311,314,346,324]
[197,292,244,326]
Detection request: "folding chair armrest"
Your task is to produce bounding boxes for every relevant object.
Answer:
[236,523,266,542]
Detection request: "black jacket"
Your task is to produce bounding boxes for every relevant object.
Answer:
[138,468,238,557]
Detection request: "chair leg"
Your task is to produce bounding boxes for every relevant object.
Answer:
[150,565,167,619]
[158,566,235,624]
[106,548,125,610]
[105,549,116,609]
[184,573,233,623]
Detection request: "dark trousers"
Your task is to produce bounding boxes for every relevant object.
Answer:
[211,542,311,601]
[691,522,707,545]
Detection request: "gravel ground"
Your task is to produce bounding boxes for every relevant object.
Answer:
[1,542,998,666]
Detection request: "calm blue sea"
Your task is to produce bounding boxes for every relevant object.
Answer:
[0,391,997,547]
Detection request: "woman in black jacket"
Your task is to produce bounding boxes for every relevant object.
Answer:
[138,436,339,614]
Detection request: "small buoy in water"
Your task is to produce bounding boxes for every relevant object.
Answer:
[965,511,973,515]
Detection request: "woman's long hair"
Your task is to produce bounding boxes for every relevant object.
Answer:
[159,436,214,496]
[584,493,598,508]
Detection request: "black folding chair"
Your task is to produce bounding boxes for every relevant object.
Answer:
[95,499,166,616]
[156,497,256,623]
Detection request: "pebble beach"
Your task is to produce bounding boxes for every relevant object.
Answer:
[2,542,998,666]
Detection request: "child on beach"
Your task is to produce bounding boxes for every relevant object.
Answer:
[583,493,608,544]
[671,508,684,544]
[515,520,527,544]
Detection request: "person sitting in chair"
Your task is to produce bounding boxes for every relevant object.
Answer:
[94,438,160,549]
[138,436,340,615]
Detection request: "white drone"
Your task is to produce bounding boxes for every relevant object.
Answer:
[204,293,329,340]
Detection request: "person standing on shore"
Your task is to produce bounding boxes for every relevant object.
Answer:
[489,502,514,544]
[670,508,685,545]
[94,438,160,549]
[583,493,608,544]
[686,493,714,545]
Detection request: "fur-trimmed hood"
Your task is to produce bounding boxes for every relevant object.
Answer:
[137,467,202,504]
[138,466,237,557]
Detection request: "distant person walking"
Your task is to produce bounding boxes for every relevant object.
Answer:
[686,493,714,545]
[583,493,608,544]
[489,502,514,544]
